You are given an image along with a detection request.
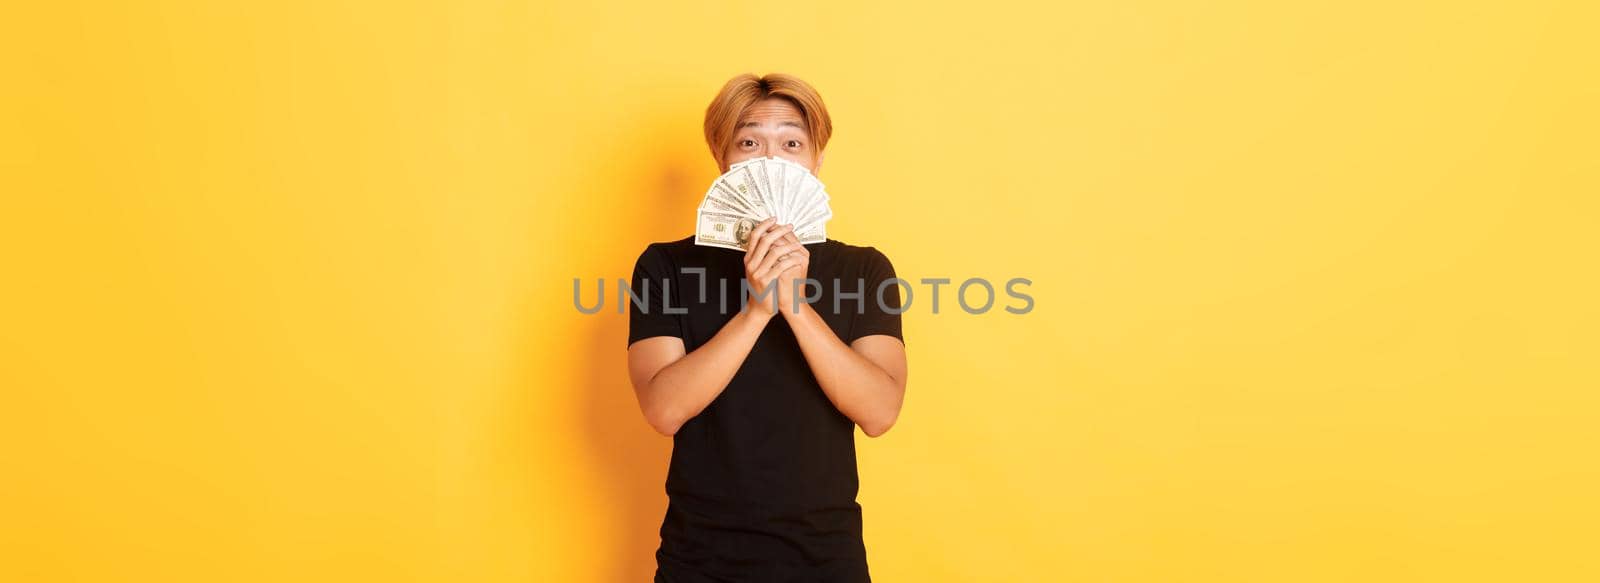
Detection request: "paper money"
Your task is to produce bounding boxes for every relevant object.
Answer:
[694,210,760,252]
[695,157,831,251]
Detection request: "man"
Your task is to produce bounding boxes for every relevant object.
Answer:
[626,72,909,582]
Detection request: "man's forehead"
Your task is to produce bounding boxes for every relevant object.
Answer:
[737,102,806,128]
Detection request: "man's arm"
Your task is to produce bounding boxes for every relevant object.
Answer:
[627,308,769,437]
[783,303,908,437]
[735,219,908,437]
[627,220,806,437]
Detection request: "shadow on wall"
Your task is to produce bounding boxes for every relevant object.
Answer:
[575,118,707,582]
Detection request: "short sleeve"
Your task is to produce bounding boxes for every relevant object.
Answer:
[627,244,686,347]
[848,247,905,345]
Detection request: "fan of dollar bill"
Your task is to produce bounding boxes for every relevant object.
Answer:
[695,156,830,251]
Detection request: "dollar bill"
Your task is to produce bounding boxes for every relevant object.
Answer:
[720,164,772,217]
[695,210,760,252]
[694,157,831,251]
[699,181,751,215]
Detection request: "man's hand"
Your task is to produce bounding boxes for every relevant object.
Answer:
[773,229,811,315]
[743,218,805,317]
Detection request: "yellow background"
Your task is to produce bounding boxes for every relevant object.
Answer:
[3,1,1596,581]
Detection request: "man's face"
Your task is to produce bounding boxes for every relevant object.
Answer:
[723,97,823,174]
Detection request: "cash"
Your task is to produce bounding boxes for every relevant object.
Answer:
[694,157,831,251]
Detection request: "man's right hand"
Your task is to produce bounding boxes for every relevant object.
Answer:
[743,218,799,318]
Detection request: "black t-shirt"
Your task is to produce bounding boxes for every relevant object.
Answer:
[627,236,904,583]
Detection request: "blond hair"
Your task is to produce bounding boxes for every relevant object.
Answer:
[703,73,833,172]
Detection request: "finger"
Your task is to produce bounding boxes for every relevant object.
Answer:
[781,229,810,258]
[751,225,792,270]
[757,245,792,277]
[756,222,789,255]
[780,239,809,265]
[764,242,793,267]
[744,218,778,259]
[757,256,796,284]
[745,219,780,267]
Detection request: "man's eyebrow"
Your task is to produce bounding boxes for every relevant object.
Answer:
[736,120,807,129]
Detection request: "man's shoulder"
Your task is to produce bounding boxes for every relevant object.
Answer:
[817,239,893,267]
[635,235,743,268]
[640,235,696,254]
